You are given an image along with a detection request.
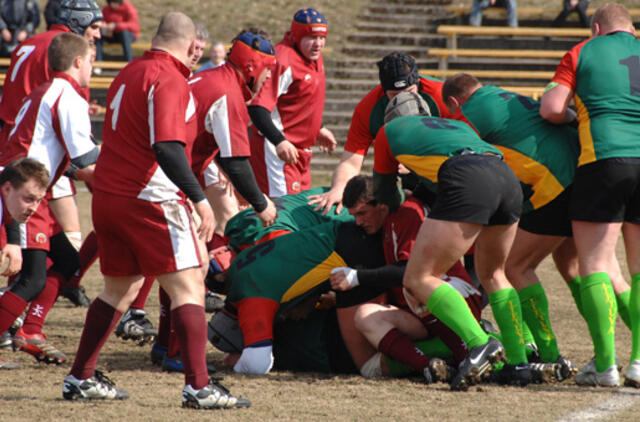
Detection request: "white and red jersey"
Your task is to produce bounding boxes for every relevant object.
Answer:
[0,25,71,126]
[94,50,197,202]
[0,73,94,188]
[250,38,325,149]
[188,64,252,183]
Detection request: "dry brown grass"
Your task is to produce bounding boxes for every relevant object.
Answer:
[1,192,640,421]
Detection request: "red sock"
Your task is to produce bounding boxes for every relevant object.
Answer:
[168,316,180,359]
[156,286,171,348]
[21,271,65,335]
[378,328,431,372]
[70,298,122,380]
[422,315,469,363]
[0,290,28,334]
[171,304,208,388]
[130,276,154,310]
[66,231,98,288]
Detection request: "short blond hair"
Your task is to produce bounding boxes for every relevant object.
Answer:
[592,3,633,34]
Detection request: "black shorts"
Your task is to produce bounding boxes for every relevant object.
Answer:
[519,186,572,237]
[570,158,640,223]
[429,154,523,226]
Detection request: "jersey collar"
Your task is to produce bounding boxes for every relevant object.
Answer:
[143,49,192,78]
[51,72,85,97]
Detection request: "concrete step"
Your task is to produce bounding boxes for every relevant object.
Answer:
[326,78,379,92]
[324,98,360,112]
[346,31,443,46]
[354,20,434,33]
[356,13,440,25]
[323,110,358,125]
[326,90,372,100]
[342,41,446,58]
[367,0,453,5]
[365,3,452,16]
[326,56,438,69]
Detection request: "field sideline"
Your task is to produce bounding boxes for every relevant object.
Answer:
[1,191,639,421]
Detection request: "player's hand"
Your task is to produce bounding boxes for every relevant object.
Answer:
[0,244,22,277]
[256,195,277,227]
[74,165,95,183]
[276,140,299,165]
[193,199,214,242]
[316,291,336,309]
[316,127,337,154]
[308,187,343,215]
[330,267,359,291]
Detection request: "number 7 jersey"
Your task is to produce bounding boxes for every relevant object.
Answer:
[551,31,640,166]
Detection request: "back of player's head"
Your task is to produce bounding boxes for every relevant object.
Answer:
[0,157,49,190]
[49,32,90,72]
[592,3,633,34]
[343,175,376,209]
[384,91,431,124]
[153,12,196,47]
[57,0,103,35]
[290,8,328,46]
[228,29,275,89]
[378,52,419,92]
[442,73,482,102]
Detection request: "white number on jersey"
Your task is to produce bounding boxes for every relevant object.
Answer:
[11,45,36,82]
[9,99,32,138]
[110,84,126,131]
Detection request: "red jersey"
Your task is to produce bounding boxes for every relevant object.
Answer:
[0,24,71,125]
[102,0,140,38]
[0,73,94,188]
[250,37,325,149]
[188,64,252,180]
[94,50,197,202]
[344,77,471,156]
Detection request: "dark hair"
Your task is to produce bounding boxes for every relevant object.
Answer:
[442,73,481,103]
[48,32,89,72]
[342,175,376,208]
[0,157,49,190]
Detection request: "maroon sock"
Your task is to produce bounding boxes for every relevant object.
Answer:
[70,298,122,380]
[378,328,431,372]
[156,286,171,348]
[168,316,180,359]
[0,290,28,334]
[66,231,99,288]
[21,271,64,335]
[422,315,469,363]
[130,276,154,310]
[171,304,208,388]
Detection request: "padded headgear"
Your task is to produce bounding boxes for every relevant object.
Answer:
[207,309,244,353]
[290,8,328,46]
[57,0,103,35]
[384,91,431,124]
[378,52,420,92]
[227,32,276,89]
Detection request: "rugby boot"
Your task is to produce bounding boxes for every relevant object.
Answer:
[63,370,129,400]
[182,379,250,409]
[13,328,66,364]
[450,336,505,391]
[115,308,158,345]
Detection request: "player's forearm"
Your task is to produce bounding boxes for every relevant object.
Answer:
[331,151,364,190]
[248,105,286,146]
[357,261,406,289]
[153,141,206,203]
[216,156,267,212]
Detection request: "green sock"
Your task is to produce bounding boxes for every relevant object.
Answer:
[489,287,527,364]
[567,276,584,317]
[616,289,631,329]
[426,283,489,349]
[630,274,640,361]
[385,338,453,377]
[518,283,560,362]
[581,272,617,372]
[522,320,535,345]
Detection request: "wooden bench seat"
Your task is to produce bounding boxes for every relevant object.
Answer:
[444,6,640,19]
[436,25,591,49]
[419,68,554,80]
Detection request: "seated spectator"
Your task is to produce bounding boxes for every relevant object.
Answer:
[469,0,518,28]
[95,0,139,62]
[195,41,227,73]
[44,0,62,29]
[0,0,40,57]
[552,0,590,27]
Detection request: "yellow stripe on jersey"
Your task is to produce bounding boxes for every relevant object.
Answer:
[574,94,596,167]
[495,146,565,209]
[396,154,449,184]
[280,251,347,303]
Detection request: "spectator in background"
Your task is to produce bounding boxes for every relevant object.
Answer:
[0,0,40,57]
[552,0,590,27]
[470,0,518,28]
[95,0,139,62]
[195,41,226,73]
[44,0,62,29]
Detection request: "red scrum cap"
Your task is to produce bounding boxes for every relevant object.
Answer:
[227,32,276,89]
[290,8,328,46]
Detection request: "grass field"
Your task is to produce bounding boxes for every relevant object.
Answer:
[1,193,639,422]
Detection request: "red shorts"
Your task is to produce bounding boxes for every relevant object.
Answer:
[248,131,312,197]
[20,196,53,251]
[92,190,202,277]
